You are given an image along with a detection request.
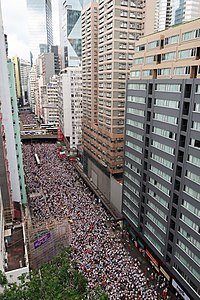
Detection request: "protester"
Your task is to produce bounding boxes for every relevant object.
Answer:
[23,142,167,300]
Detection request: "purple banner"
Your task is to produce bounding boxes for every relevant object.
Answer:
[34,232,51,249]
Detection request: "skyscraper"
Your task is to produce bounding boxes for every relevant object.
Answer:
[123,19,200,300]
[59,0,83,68]
[144,0,200,35]
[82,0,145,213]
[26,0,53,60]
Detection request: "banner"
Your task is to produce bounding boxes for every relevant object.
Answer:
[172,279,190,300]
[146,249,158,266]
[34,232,51,249]
[160,266,170,281]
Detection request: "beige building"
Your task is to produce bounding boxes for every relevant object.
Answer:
[43,75,59,125]
[130,18,200,80]
[82,0,145,175]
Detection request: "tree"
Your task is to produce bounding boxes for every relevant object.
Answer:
[0,247,107,300]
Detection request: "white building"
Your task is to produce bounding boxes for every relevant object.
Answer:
[20,59,31,105]
[44,75,59,125]
[58,67,82,149]
[0,3,21,204]
[28,65,37,113]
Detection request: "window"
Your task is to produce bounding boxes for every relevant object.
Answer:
[180,213,199,233]
[184,185,200,201]
[155,98,179,109]
[175,252,200,281]
[142,69,152,77]
[145,222,165,243]
[162,51,176,61]
[144,231,164,254]
[178,48,196,59]
[135,44,145,52]
[182,199,200,217]
[148,40,159,50]
[152,140,174,155]
[126,119,144,129]
[147,199,167,220]
[127,108,145,117]
[153,127,176,140]
[134,57,144,64]
[174,67,190,76]
[125,161,141,175]
[145,55,156,64]
[130,70,140,77]
[192,121,200,131]
[128,83,146,90]
[149,177,170,196]
[148,189,169,209]
[123,207,138,227]
[127,95,145,104]
[126,130,143,141]
[157,68,171,76]
[165,35,179,45]
[123,200,138,217]
[156,84,181,92]
[188,154,200,167]
[150,166,172,183]
[182,29,199,41]
[123,189,139,207]
[124,181,140,197]
[146,210,167,233]
[154,113,178,125]
[125,151,142,165]
[179,227,200,251]
[151,153,173,169]
[125,141,142,153]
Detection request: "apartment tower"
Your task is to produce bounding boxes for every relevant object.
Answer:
[82,0,145,209]
[123,19,200,300]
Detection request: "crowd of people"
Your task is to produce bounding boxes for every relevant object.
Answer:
[22,141,170,300]
[20,112,37,125]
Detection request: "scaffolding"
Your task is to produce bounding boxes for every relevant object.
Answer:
[26,210,72,270]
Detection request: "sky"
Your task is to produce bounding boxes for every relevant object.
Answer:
[1,0,59,61]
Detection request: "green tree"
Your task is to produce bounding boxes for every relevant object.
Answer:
[0,248,108,300]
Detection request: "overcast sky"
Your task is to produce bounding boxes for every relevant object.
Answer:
[1,0,59,61]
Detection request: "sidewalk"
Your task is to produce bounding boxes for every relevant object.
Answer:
[122,236,179,300]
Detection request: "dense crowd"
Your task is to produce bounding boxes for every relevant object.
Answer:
[20,112,37,125]
[22,142,169,300]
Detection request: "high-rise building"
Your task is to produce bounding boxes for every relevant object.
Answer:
[82,0,145,212]
[59,0,83,68]
[51,45,61,75]
[26,0,53,60]
[12,56,23,106]
[20,59,31,105]
[123,19,200,300]
[58,67,82,149]
[44,75,59,125]
[144,0,200,35]
[28,64,37,112]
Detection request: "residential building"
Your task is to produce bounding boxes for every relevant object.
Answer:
[144,0,200,35]
[44,75,59,125]
[82,0,145,213]
[28,64,37,113]
[58,67,82,149]
[20,59,31,105]
[26,0,53,60]
[59,0,83,68]
[0,9,21,208]
[51,45,61,75]
[12,56,23,106]
[123,19,200,300]
[8,60,27,205]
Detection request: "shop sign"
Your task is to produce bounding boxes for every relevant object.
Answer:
[137,238,145,249]
[160,266,170,281]
[145,249,158,267]
[172,279,190,300]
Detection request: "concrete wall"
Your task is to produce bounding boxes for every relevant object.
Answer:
[88,158,110,200]
[110,176,122,214]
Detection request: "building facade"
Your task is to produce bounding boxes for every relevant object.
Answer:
[44,75,59,125]
[12,56,23,106]
[26,0,53,60]
[59,0,83,68]
[123,19,200,300]
[144,0,200,35]
[58,67,82,149]
[20,59,31,105]
[82,0,145,210]
[8,61,27,205]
